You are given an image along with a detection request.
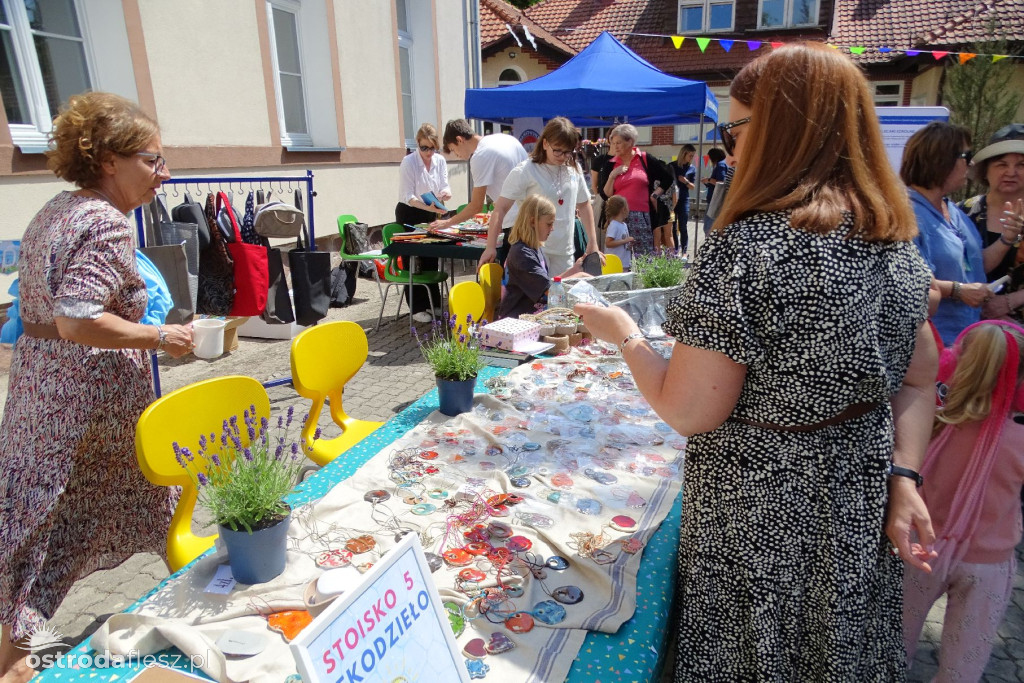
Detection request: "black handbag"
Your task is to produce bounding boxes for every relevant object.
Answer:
[289,223,331,326]
[196,193,235,315]
[140,243,194,325]
[148,197,199,314]
[260,244,295,324]
[172,193,211,251]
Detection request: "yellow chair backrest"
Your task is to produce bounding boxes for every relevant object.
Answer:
[291,321,382,466]
[602,253,624,274]
[448,281,486,340]
[135,375,270,573]
[477,262,503,323]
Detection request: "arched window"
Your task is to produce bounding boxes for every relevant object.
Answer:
[497,68,523,87]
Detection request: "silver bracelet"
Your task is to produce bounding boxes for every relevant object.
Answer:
[619,332,645,353]
[154,325,167,350]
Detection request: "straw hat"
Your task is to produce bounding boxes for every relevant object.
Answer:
[971,123,1024,181]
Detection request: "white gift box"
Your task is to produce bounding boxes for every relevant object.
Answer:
[480,318,541,352]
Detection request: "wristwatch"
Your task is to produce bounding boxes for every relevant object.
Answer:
[887,463,924,487]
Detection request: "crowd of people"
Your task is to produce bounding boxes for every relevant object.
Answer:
[1,38,1023,683]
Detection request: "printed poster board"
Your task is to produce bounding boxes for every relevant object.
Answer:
[876,106,950,172]
[290,532,470,683]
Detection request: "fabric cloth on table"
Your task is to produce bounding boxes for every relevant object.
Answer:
[0,192,177,640]
[662,209,931,681]
[499,160,591,275]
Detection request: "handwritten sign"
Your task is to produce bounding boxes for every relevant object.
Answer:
[291,533,469,683]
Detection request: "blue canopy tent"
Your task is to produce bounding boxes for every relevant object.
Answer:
[464,32,718,126]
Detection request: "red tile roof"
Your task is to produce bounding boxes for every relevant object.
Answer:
[830,0,1024,64]
[480,0,576,56]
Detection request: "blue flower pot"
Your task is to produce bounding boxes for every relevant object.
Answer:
[218,512,291,584]
[436,376,476,417]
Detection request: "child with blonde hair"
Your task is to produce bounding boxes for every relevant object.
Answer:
[604,195,633,270]
[497,194,589,319]
[902,320,1024,681]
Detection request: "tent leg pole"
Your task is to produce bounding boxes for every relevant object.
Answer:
[694,114,706,262]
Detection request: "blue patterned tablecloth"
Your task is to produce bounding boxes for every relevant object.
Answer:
[37,366,681,682]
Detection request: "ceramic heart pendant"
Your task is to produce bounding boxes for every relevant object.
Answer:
[462,637,487,659]
[266,610,313,642]
[485,632,515,655]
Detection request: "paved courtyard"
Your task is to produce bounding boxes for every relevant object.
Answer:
[1,267,1022,681]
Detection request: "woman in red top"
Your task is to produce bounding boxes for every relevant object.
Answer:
[903,320,1024,682]
[598,124,674,258]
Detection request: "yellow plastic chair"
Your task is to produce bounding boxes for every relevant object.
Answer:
[135,376,270,573]
[477,262,503,323]
[448,281,486,340]
[602,253,624,274]
[291,321,384,466]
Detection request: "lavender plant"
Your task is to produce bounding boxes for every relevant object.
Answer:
[174,405,317,533]
[413,314,485,381]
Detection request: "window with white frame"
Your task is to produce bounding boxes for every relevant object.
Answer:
[678,0,734,33]
[635,126,652,145]
[872,81,904,107]
[758,0,819,28]
[267,1,309,145]
[396,0,414,145]
[1,0,92,150]
[395,0,437,149]
[264,0,338,149]
[497,67,523,87]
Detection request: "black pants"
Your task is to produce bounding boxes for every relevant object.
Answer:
[674,200,689,251]
[394,202,442,313]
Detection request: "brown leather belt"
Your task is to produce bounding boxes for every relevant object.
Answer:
[730,401,880,433]
[22,321,62,340]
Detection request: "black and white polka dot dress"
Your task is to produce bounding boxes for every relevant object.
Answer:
[662,210,931,681]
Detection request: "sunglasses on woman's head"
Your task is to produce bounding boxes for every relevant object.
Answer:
[718,117,751,156]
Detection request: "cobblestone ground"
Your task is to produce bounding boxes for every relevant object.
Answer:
[2,265,1022,681]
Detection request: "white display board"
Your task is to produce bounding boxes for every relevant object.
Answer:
[512,117,544,154]
[290,533,469,683]
[876,106,950,172]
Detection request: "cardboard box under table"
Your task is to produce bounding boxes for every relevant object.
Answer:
[37,359,683,683]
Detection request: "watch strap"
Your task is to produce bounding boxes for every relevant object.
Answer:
[888,464,924,487]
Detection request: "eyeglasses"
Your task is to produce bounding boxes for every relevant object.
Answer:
[419,145,436,153]
[718,116,751,156]
[958,150,974,164]
[135,152,167,173]
[548,147,574,159]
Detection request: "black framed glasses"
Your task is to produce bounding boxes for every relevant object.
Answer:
[958,150,974,164]
[135,152,166,173]
[718,116,751,156]
[548,147,574,159]
[419,145,436,153]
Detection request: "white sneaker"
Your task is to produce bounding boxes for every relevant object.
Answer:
[413,311,433,323]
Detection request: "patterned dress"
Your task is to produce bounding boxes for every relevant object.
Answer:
[662,210,931,681]
[0,192,177,640]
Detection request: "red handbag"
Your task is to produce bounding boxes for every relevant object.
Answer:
[217,192,269,316]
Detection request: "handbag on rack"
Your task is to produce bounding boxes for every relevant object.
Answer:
[196,193,235,315]
[173,193,211,251]
[254,201,305,238]
[217,191,269,317]
[260,243,295,325]
[148,197,199,315]
[289,222,331,326]
[139,243,194,325]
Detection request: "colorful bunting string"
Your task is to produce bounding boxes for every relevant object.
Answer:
[626,31,1021,62]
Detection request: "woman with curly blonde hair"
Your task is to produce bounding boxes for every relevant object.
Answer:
[0,92,192,682]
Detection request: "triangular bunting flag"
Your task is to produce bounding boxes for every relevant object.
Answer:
[671,35,684,49]
[959,52,976,64]
[826,44,839,50]
[906,50,921,56]
[720,39,734,52]
[696,37,711,52]
[771,41,784,49]
[879,46,892,53]
[849,46,866,54]
[993,54,1009,62]
[747,40,762,51]
[932,51,949,60]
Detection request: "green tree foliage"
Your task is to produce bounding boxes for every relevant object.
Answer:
[943,35,1023,197]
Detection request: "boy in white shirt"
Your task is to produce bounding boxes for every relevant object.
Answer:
[604,195,633,270]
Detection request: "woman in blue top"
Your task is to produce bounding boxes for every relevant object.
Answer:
[901,122,991,345]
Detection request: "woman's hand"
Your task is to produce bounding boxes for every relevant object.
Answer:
[885,477,937,573]
[439,190,453,202]
[160,324,194,358]
[959,281,991,307]
[573,303,638,346]
[1000,198,1024,243]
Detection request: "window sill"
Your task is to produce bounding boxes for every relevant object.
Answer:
[284,146,347,153]
[15,142,51,154]
[745,24,826,33]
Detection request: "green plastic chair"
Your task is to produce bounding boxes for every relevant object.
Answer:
[376,223,449,330]
[337,215,383,299]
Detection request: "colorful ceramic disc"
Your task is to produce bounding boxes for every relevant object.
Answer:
[531,600,567,625]
[363,489,390,504]
[506,536,532,552]
[505,612,535,633]
[545,556,570,571]
[611,514,637,532]
[552,585,584,605]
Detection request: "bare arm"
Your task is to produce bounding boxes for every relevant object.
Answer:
[576,199,602,260]
[478,196,513,268]
[432,186,488,229]
[886,321,939,572]
[55,314,194,358]
[574,304,746,435]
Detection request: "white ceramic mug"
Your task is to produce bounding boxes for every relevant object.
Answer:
[192,318,226,359]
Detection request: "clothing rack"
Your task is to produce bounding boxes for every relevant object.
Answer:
[132,170,317,396]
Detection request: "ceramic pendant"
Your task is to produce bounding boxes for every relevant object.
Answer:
[266,610,313,641]
[506,535,532,552]
[462,638,488,660]
[459,568,487,582]
[576,498,602,515]
[478,461,497,471]
[547,490,562,504]
[505,584,524,598]
[504,612,535,633]
[510,476,532,488]
[485,632,516,655]
[443,548,473,566]
[621,537,644,554]
[518,512,554,529]
[464,526,489,543]
[626,491,647,508]
[531,600,567,625]
[420,450,439,460]
[490,505,511,518]
[465,659,490,679]
[551,473,574,489]
[363,489,390,504]
[506,465,530,478]
[487,521,512,539]
[487,546,513,564]
[427,488,449,499]
[345,535,376,554]
[424,465,440,475]
[316,549,353,568]
[610,515,637,532]
[584,468,617,485]
[444,601,466,637]
[551,585,584,605]
[546,556,570,570]
[425,552,444,572]
[411,503,436,515]
[403,495,425,505]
